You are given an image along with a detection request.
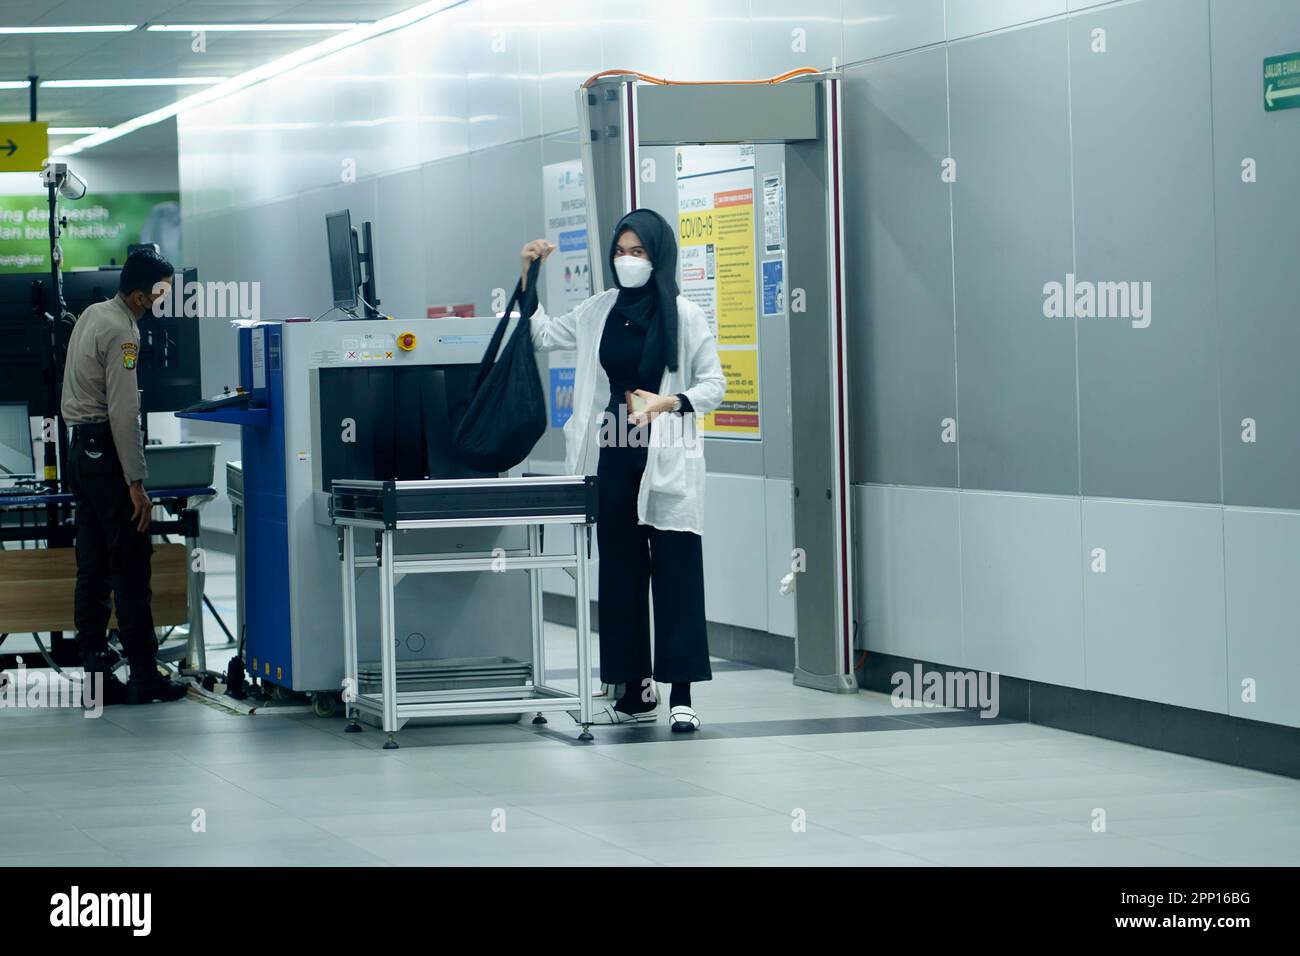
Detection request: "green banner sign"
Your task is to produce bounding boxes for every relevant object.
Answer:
[1263,52,1300,111]
[0,192,181,274]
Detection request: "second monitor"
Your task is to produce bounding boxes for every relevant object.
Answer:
[324,210,380,319]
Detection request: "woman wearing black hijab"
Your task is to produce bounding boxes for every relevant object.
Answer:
[522,209,727,731]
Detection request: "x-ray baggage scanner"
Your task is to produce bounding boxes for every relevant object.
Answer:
[578,69,855,693]
[182,319,536,711]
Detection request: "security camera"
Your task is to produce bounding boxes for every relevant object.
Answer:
[40,161,88,200]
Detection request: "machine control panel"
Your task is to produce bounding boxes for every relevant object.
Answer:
[299,319,494,369]
[339,331,395,363]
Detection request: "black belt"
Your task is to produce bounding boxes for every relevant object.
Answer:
[70,421,110,441]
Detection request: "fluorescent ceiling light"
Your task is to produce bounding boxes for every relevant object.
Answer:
[49,127,108,135]
[57,0,460,156]
[0,80,32,89]
[42,77,226,88]
[0,25,137,34]
[147,23,363,33]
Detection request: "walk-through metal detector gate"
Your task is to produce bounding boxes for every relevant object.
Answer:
[578,72,855,693]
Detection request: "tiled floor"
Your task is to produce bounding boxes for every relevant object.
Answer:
[1,552,1298,866]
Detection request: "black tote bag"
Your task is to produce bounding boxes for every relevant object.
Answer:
[453,257,547,473]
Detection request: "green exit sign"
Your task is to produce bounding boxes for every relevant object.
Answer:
[1264,52,1300,111]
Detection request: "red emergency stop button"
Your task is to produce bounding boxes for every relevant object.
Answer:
[398,332,417,351]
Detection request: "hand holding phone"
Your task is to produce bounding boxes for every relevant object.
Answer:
[628,389,665,427]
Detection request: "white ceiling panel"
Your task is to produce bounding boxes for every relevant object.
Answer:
[0,0,425,135]
[34,1,273,22]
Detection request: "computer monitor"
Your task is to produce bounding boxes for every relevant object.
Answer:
[0,402,35,480]
[326,210,361,310]
[137,266,203,412]
[0,270,117,419]
[61,269,120,313]
[0,267,203,415]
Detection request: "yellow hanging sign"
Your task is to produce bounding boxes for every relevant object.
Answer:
[0,123,49,173]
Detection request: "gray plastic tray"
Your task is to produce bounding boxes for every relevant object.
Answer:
[144,441,220,489]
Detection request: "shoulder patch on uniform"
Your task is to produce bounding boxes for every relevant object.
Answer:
[121,342,138,370]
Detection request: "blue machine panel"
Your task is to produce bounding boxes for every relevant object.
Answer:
[239,324,293,687]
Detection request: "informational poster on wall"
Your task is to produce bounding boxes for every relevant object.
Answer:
[761,259,784,317]
[676,144,760,439]
[762,174,784,255]
[0,192,181,273]
[541,159,589,428]
[549,368,575,428]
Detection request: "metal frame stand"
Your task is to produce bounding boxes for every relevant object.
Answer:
[579,71,856,693]
[334,478,597,749]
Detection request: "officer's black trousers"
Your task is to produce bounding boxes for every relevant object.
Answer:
[69,430,157,669]
[596,441,711,687]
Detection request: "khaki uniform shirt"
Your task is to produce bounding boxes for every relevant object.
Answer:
[60,295,148,484]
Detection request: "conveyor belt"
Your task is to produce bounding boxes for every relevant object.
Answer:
[330,476,597,529]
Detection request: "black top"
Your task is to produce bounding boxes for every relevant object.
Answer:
[600,315,694,421]
[601,309,659,408]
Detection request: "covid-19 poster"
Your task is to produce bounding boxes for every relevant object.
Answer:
[676,144,760,440]
[0,192,181,274]
[541,159,589,429]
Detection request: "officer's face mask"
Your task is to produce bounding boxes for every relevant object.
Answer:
[614,255,653,289]
[127,282,169,319]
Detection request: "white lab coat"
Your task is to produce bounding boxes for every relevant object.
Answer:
[530,288,727,535]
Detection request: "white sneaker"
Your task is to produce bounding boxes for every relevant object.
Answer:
[669,705,700,733]
[574,702,659,725]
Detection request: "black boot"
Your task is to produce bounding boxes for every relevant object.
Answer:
[81,651,129,708]
[126,662,188,705]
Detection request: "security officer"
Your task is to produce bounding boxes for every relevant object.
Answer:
[61,248,187,705]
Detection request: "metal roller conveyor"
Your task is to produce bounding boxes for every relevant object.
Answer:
[330,475,597,529]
